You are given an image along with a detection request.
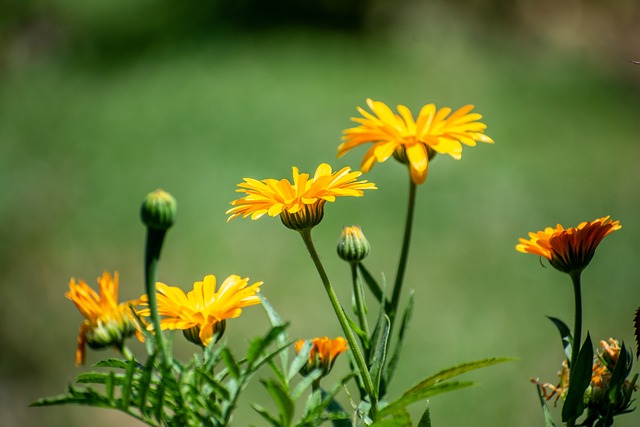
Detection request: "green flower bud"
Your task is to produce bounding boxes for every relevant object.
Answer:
[337,225,370,263]
[141,189,177,230]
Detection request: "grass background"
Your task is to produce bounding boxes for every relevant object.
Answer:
[1,1,639,426]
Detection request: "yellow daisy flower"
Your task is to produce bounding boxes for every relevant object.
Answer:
[516,216,621,274]
[139,274,262,347]
[65,271,140,366]
[339,98,493,184]
[295,336,348,376]
[227,163,376,230]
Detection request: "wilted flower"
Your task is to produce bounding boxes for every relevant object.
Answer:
[516,216,621,274]
[534,338,638,424]
[139,274,262,347]
[339,98,493,184]
[227,163,376,231]
[66,272,140,366]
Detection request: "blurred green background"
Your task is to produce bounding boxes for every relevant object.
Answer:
[1,0,639,426]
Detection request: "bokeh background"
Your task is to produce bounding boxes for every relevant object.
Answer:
[1,0,639,426]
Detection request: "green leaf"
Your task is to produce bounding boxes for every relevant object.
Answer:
[386,290,415,387]
[121,360,136,409]
[371,407,412,426]
[252,403,282,427]
[75,372,124,386]
[137,351,158,413]
[291,370,322,401]
[94,358,130,369]
[247,324,289,367]
[417,403,432,427]
[196,370,230,401]
[288,340,313,382]
[379,380,477,417]
[547,316,573,366]
[607,342,628,404]
[221,347,241,380]
[562,334,593,423]
[260,293,290,370]
[359,264,383,301]
[262,378,295,426]
[369,314,390,399]
[535,384,557,427]
[379,357,512,417]
[404,358,513,396]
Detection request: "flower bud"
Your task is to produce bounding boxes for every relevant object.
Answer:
[182,321,226,347]
[295,336,348,377]
[337,225,370,263]
[141,189,177,230]
[85,305,138,350]
[280,202,325,231]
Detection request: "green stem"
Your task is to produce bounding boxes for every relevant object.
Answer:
[145,228,170,365]
[389,178,418,328]
[299,229,378,415]
[119,344,135,362]
[351,263,370,341]
[569,271,582,371]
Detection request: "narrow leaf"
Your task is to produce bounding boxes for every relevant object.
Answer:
[221,347,241,380]
[260,293,290,369]
[417,403,432,427]
[247,324,289,367]
[386,290,415,386]
[379,381,477,417]
[547,316,573,365]
[404,358,513,396]
[288,340,313,382]
[94,359,130,369]
[262,378,295,426]
[252,403,281,427]
[562,334,593,423]
[359,264,383,302]
[137,352,157,414]
[121,360,136,409]
[535,384,557,427]
[607,342,628,404]
[369,314,390,398]
[634,307,640,359]
[371,407,412,426]
[291,370,322,401]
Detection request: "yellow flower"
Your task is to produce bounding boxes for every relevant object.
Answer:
[339,98,493,184]
[295,336,348,376]
[516,216,621,274]
[227,163,376,230]
[65,271,140,366]
[139,274,262,347]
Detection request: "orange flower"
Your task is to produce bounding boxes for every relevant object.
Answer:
[295,336,348,376]
[66,272,140,365]
[516,216,621,274]
[339,99,493,184]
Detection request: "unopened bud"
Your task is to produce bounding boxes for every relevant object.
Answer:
[337,225,370,263]
[141,189,177,230]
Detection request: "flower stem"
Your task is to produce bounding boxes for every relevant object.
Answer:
[569,271,582,371]
[351,263,370,341]
[389,178,418,328]
[299,229,378,415]
[144,228,170,365]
